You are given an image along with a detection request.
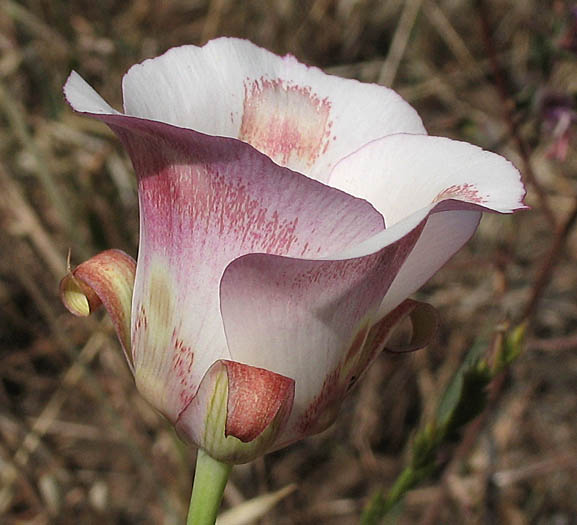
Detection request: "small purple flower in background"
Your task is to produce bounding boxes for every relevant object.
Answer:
[540,91,576,161]
[60,38,526,467]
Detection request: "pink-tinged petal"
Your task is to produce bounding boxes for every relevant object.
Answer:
[220,209,431,446]
[273,299,437,449]
[176,360,294,464]
[378,210,481,315]
[220,141,522,446]
[121,38,426,181]
[60,249,136,370]
[64,72,384,422]
[328,133,527,315]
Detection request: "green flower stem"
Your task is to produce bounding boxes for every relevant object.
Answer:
[187,449,232,525]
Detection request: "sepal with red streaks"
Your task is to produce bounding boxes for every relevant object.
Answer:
[176,360,295,464]
[60,249,136,370]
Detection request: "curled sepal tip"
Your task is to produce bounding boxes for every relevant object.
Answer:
[382,299,439,354]
[176,360,295,464]
[60,249,136,369]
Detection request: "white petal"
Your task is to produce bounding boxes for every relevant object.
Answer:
[121,38,426,181]
[64,71,118,114]
[328,134,526,226]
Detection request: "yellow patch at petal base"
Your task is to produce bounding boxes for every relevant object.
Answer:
[147,265,174,329]
[133,259,194,421]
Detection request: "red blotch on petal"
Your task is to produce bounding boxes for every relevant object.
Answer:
[171,329,196,406]
[434,183,486,204]
[239,77,332,170]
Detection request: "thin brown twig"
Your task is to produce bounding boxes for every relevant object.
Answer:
[522,197,577,321]
[475,0,556,228]
[378,0,425,87]
[0,163,65,279]
[527,332,577,352]
[492,452,577,487]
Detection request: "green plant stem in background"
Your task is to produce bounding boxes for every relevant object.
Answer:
[361,322,526,524]
[187,449,232,525]
[363,467,416,523]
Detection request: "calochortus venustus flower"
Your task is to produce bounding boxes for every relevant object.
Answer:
[61,38,525,522]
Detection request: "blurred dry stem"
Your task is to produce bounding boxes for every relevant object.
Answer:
[0,164,65,279]
[476,0,557,227]
[379,0,424,87]
[0,330,106,513]
[1,0,576,523]
[522,197,577,321]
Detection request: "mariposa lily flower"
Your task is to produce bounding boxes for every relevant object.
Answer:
[61,38,526,467]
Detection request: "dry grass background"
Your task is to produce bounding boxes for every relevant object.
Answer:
[1,0,576,523]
